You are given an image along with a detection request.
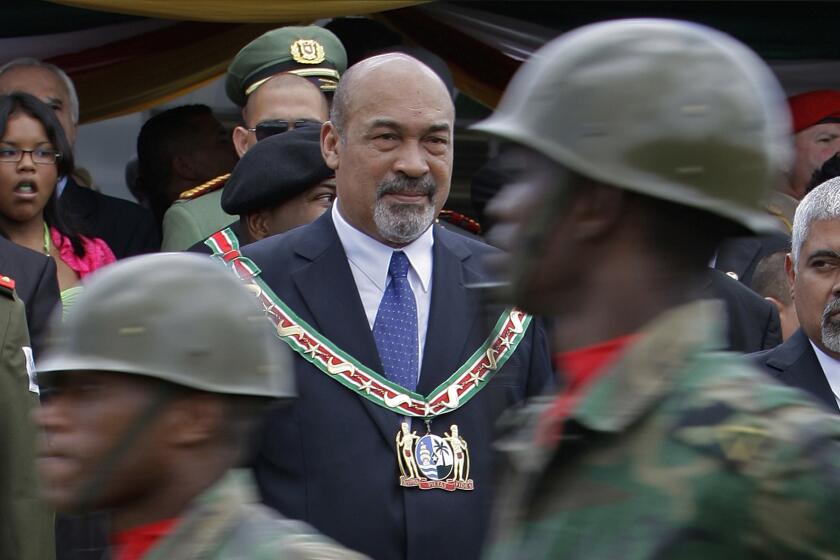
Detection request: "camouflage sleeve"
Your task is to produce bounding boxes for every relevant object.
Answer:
[280,528,371,560]
[745,402,840,557]
[672,368,840,558]
[244,517,371,560]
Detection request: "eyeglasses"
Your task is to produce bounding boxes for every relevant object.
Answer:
[247,119,321,141]
[0,148,62,165]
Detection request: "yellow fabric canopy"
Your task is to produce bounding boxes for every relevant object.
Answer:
[74,24,278,122]
[48,0,427,22]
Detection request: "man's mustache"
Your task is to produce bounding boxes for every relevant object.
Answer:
[823,297,840,324]
[377,176,437,199]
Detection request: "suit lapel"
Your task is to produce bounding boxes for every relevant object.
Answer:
[769,330,839,412]
[416,226,482,395]
[290,214,401,445]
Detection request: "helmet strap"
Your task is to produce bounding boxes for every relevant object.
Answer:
[72,383,182,513]
[508,167,579,305]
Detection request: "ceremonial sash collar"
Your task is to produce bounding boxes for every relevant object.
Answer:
[206,228,532,418]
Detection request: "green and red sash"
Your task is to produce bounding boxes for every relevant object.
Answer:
[205,228,532,418]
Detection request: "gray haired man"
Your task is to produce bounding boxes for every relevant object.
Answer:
[753,179,840,412]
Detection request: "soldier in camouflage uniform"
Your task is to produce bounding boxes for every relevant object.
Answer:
[34,254,367,559]
[472,19,840,559]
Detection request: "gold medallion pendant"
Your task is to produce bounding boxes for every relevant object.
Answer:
[396,422,474,491]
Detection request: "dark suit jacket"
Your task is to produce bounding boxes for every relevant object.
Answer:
[714,233,790,287]
[702,268,782,354]
[244,212,554,560]
[60,176,159,258]
[0,236,59,357]
[751,329,838,412]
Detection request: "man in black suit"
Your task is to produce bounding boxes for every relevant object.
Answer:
[714,232,790,286]
[215,54,553,560]
[0,58,159,257]
[0,235,59,357]
[753,179,840,412]
[703,268,782,353]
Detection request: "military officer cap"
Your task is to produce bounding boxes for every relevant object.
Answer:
[226,25,347,107]
[38,253,295,399]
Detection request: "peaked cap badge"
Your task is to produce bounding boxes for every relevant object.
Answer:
[290,39,326,65]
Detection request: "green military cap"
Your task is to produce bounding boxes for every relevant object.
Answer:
[226,25,347,107]
[38,253,295,399]
[473,19,793,234]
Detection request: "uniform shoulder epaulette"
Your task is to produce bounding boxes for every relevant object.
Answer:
[0,274,16,297]
[764,203,793,233]
[178,173,230,201]
[438,209,482,235]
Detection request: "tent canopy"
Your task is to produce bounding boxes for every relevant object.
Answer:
[7,1,839,122]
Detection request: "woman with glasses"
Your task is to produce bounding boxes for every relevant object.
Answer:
[0,92,115,312]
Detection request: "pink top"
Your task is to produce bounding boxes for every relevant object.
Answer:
[50,226,116,278]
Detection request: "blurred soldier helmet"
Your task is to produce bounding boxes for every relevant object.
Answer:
[38,253,294,399]
[473,19,792,234]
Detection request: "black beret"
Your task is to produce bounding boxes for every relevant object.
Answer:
[221,124,334,215]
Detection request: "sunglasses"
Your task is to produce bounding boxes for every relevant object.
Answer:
[247,119,322,141]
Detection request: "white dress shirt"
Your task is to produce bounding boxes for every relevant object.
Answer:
[810,340,840,408]
[331,201,434,379]
[56,175,68,197]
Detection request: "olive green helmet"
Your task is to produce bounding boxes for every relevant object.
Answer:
[38,253,294,399]
[472,19,792,233]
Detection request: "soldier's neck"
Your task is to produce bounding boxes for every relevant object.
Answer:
[551,254,700,353]
[109,456,231,534]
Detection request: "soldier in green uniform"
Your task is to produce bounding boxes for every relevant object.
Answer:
[473,19,840,559]
[0,274,54,560]
[188,123,335,254]
[161,26,346,251]
[34,254,367,559]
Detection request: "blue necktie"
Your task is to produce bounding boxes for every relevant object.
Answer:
[373,251,419,392]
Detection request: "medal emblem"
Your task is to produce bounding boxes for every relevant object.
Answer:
[396,422,474,491]
[290,39,326,64]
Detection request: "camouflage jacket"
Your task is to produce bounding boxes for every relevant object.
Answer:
[143,470,368,560]
[487,301,840,560]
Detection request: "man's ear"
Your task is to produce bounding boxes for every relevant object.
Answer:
[232,126,250,158]
[765,296,785,315]
[570,182,624,241]
[785,252,796,302]
[321,121,340,171]
[66,124,78,148]
[165,394,226,447]
[245,211,270,242]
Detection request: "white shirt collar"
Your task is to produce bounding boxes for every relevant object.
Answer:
[331,201,433,293]
[56,175,68,197]
[809,339,840,403]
